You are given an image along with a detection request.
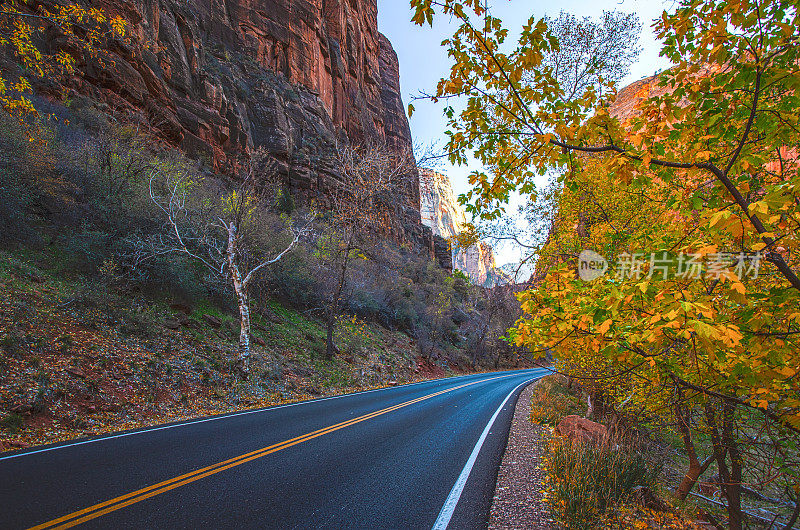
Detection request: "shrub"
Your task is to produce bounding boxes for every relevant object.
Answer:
[264,250,320,308]
[274,187,295,214]
[0,412,24,433]
[529,375,588,426]
[0,187,39,247]
[334,315,371,358]
[57,229,112,274]
[0,331,24,358]
[544,439,659,529]
[126,253,208,306]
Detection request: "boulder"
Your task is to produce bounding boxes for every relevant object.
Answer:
[555,415,609,445]
[169,302,193,315]
[66,367,86,379]
[202,314,223,329]
[10,403,32,415]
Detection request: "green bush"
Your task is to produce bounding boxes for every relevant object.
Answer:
[0,332,23,358]
[126,253,208,306]
[58,230,112,274]
[0,187,39,247]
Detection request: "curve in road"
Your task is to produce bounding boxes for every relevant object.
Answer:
[0,368,546,529]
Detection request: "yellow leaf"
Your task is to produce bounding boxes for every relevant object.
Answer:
[597,319,613,334]
[709,210,728,227]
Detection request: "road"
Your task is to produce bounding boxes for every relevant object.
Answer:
[0,368,546,529]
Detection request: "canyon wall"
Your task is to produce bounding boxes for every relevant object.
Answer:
[419,169,511,287]
[14,0,443,255]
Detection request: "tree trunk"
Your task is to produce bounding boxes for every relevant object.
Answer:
[325,313,337,360]
[236,291,251,372]
[722,401,744,530]
[675,387,703,500]
[226,223,250,374]
[784,494,800,530]
[704,400,743,530]
[324,244,350,361]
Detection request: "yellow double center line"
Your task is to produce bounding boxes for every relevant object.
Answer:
[31,375,509,529]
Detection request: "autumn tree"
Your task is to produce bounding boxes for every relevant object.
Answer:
[414,8,642,280]
[316,143,414,359]
[0,1,126,123]
[413,0,800,526]
[144,150,311,372]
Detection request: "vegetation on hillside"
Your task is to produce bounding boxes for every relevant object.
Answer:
[0,86,523,448]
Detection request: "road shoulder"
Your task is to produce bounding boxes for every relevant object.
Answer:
[488,379,554,529]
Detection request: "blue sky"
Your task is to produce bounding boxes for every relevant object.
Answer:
[377,0,675,266]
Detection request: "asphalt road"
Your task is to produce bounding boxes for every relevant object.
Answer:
[0,368,546,529]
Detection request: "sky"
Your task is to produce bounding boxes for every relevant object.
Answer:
[377,0,675,266]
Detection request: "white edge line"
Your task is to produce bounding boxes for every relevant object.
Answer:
[0,369,546,463]
[431,376,540,530]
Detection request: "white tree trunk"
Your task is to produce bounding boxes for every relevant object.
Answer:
[226,224,250,373]
[236,290,251,371]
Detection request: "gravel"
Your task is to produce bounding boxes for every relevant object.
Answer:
[489,380,556,529]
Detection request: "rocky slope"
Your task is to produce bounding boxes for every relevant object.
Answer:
[10,0,444,256]
[0,249,466,452]
[419,169,510,287]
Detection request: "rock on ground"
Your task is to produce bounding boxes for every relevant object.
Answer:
[555,414,609,445]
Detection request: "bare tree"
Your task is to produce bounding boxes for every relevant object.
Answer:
[316,142,413,359]
[413,140,448,173]
[461,282,520,368]
[146,150,312,372]
[539,10,641,101]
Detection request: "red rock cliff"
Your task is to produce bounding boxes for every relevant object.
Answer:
[16,0,433,251]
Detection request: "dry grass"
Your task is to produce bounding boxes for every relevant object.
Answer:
[529,375,587,427]
[543,438,658,529]
[531,376,704,529]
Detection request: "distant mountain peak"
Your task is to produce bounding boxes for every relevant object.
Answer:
[419,169,511,287]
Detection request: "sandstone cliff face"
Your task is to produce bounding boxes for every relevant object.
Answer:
[610,72,798,173]
[20,0,437,252]
[419,169,510,286]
